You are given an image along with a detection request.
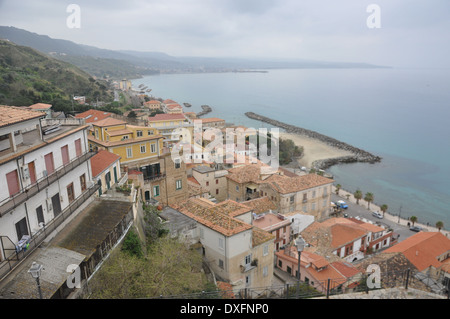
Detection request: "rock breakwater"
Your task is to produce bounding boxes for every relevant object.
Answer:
[197,105,212,118]
[245,112,382,169]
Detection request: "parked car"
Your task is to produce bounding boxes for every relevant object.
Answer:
[336,200,348,209]
[409,226,423,232]
[372,211,383,219]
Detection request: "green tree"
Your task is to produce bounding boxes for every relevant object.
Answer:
[380,204,388,217]
[354,190,362,205]
[335,184,341,195]
[121,229,144,258]
[410,216,418,226]
[436,221,444,231]
[364,192,374,210]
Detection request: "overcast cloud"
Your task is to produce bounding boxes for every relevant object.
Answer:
[0,0,449,67]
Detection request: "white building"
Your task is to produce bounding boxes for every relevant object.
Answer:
[0,106,98,265]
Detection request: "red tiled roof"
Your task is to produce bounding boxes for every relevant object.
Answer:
[148,113,187,121]
[385,232,450,271]
[92,117,127,127]
[0,105,45,127]
[90,150,121,177]
[74,109,113,123]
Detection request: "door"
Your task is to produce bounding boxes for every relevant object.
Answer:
[75,138,82,157]
[36,205,44,225]
[67,183,75,203]
[44,152,55,175]
[6,170,20,197]
[105,171,111,189]
[28,161,37,184]
[144,191,150,201]
[15,217,29,241]
[51,193,62,217]
[113,166,118,183]
[61,145,70,165]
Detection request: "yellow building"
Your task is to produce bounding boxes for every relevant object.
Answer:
[148,113,194,148]
[87,117,165,167]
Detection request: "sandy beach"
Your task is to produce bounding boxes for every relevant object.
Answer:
[280,132,354,169]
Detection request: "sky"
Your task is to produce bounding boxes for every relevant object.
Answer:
[0,0,449,68]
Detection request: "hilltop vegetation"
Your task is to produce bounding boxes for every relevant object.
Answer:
[0,40,113,112]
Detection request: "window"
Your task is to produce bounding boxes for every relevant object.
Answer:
[236,185,239,191]
[80,174,86,191]
[44,152,55,174]
[312,203,316,211]
[312,190,316,198]
[219,237,224,250]
[216,189,219,195]
[150,143,156,153]
[219,259,224,269]
[216,179,218,184]
[174,159,181,169]
[137,130,143,137]
[153,185,160,197]
[323,187,327,196]
[290,195,295,203]
[206,181,209,186]
[140,144,146,153]
[67,183,75,203]
[245,254,252,265]
[200,227,204,239]
[263,244,269,256]
[176,179,182,190]
[36,206,44,225]
[122,135,129,140]
[126,147,132,158]
[303,193,307,202]
[263,266,268,277]
[148,130,154,135]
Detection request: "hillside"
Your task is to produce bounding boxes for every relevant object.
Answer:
[0,26,389,80]
[0,39,113,111]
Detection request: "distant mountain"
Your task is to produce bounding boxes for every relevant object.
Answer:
[0,26,389,80]
[0,39,113,109]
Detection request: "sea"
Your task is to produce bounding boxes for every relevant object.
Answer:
[132,67,450,228]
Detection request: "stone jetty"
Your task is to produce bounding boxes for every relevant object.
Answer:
[196,105,212,118]
[245,112,382,169]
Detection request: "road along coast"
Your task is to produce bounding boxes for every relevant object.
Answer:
[245,112,382,170]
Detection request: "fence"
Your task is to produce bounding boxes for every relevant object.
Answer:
[151,268,449,299]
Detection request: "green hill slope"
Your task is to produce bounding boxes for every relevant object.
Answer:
[0,40,113,111]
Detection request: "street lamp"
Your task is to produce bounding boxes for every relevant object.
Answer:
[28,262,43,299]
[295,236,305,299]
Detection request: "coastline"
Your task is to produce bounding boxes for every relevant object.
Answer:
[245,111,382,169]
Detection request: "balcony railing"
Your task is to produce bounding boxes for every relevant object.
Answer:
[143,173,166,182]
[0,182,100,281]
[0,151,97,216]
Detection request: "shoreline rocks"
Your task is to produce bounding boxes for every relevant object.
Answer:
[245,111,382,170]
[197,105,212,117]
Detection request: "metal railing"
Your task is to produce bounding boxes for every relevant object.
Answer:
[0,183,100,282]
[0,151,97,216]
[150,268,449,299]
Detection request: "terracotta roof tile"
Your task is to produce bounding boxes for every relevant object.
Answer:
[0,105,45,127]
[385,232,450,272]
[74,109,113,123]
[90,150,121,177]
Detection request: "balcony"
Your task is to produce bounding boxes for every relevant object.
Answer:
[143,173,166,183]
[0,151,97,217]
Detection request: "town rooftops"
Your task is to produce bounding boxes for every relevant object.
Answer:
[0,105,45,128]
[261,173,334,194]
[148,113,187,122]
[302,217,385,255]
[242,197,277,214]
[74,109,113,123]
[172,198,252,237]
[91,117,127,127]
[385,231,450,272]
[90,150,121,178]
[192,165,216,174]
